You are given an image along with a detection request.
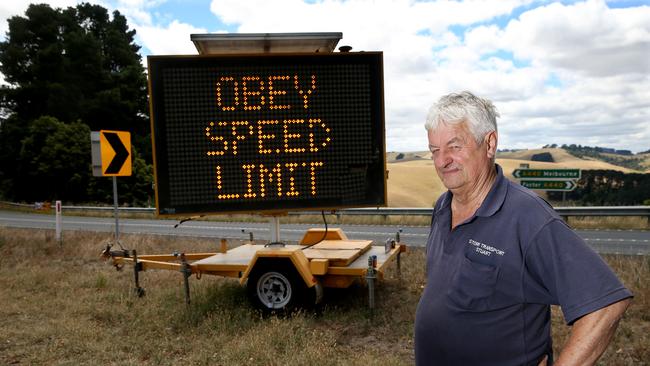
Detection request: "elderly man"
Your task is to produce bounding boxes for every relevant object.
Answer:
[414,91,632,366]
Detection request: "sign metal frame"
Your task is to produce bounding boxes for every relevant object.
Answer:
[148,52,387,216]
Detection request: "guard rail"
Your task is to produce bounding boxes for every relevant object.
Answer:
[305,206,650,218]
[3,201,649,219]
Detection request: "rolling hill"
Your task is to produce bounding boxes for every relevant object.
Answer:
[386,148,648,207]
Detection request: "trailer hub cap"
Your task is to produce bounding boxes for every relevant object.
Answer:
[257,271,292,309]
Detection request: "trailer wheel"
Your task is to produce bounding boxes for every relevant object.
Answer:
[247,262,306,312]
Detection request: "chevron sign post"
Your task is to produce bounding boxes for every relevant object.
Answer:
[90,130,132,241]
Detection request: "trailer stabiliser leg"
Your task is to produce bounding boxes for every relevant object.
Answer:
[180,253,191,305]
[366,255,377,311]
[132,250,145,297]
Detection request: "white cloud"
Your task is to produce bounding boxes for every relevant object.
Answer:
[502,0,650,77]
[137,20,206,55]
[498,71,650,150]
[484,0,650,153]
[108,0,167,26]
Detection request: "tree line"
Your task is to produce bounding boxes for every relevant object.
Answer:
[548,170,650,206]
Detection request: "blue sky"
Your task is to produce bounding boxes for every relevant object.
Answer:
[153,0,227,32]
[2,0,649,153]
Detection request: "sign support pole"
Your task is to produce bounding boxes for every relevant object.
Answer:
[91,129,130,243]
[113,176,120,242]
[269,216,281,243]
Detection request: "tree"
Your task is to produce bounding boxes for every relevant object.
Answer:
[17,116,91,201]
[0,3,148,133]
[0,3,151,203]
[0,115,26,199]
[550,170,650,206]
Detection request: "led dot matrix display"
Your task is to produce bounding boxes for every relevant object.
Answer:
[148,53,386,215]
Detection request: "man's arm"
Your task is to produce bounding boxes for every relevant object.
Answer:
[540,298,631,366]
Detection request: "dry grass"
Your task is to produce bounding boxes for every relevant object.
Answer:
[566,216,650,231]
[0,228,416,366]
[0,227,648,365]
[386,159,446,207]
[551,255,650,365]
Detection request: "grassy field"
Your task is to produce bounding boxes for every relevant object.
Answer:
[0,228,648,365]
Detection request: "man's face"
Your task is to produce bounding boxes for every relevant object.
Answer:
[427,121,495,192]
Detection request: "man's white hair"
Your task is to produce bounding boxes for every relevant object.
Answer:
[424,91,499,144]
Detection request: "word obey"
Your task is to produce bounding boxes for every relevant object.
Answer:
[207,73,330,201]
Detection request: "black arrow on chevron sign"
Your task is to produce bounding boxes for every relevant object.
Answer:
[103,132,129,174]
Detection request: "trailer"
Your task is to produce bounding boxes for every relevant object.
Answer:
[102,228,406,310]
[101,32,400,311]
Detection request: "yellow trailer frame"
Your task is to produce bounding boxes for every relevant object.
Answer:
[102,228,406,310]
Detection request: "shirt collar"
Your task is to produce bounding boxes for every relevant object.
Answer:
[475,164,508,217]
[434,164,508,218]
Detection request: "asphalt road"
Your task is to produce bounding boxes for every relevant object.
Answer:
[1,210,648,255]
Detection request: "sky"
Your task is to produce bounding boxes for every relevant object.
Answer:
[1,0,649,153]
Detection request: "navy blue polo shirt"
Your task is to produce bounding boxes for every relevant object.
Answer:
[414,164,632,366]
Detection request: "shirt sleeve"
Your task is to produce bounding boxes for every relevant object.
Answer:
[523,219,633,325]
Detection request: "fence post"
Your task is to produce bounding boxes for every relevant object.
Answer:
[55,200,62,245]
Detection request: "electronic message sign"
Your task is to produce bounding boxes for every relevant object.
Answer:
[148,53,386,215]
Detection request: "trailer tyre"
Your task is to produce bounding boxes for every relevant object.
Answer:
[247,262,306,312]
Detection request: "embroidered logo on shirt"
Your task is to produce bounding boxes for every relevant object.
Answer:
[468,239,505,257]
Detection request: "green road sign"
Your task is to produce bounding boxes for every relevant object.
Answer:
[512,168,581,179]
[520,180,577,191]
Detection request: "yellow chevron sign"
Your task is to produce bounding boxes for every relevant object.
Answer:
[100,130,131,176]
